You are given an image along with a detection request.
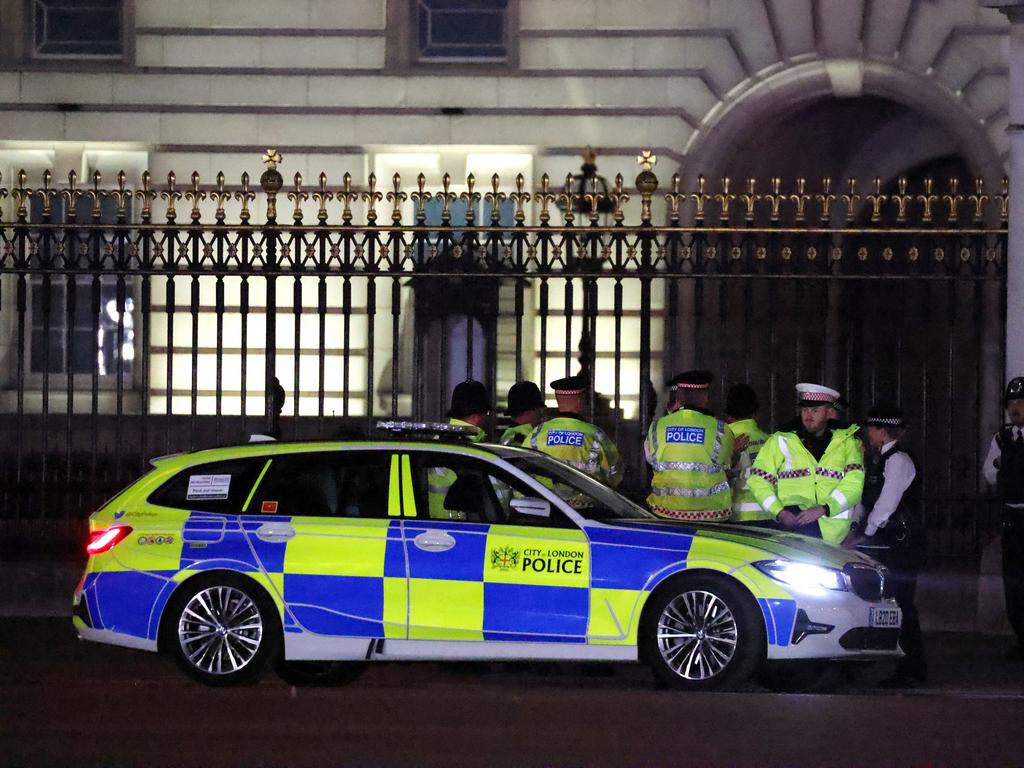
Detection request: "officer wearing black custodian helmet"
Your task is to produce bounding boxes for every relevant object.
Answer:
[983,376,1024,657]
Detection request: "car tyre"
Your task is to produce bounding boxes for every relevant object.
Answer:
[164,572,281,686]
[642,573,765,691]
[275,660,365,687]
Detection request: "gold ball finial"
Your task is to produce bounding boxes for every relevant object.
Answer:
[582,145,598,165]
[262,149,283,170]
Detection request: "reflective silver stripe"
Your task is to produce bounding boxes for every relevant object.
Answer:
[833,509,851,520]
[428,484,450,495]
[590,430,604,464]
[762,494,779,509]
[732,501,765,512]
[529,429,540,449]
[777,435,794,470]
[711,420,725,463]
[650,480,731,497]
[650,461,725,473]
[830,489,849,510]
[645,422,657,463]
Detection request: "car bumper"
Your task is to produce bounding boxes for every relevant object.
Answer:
[765,588,903,660]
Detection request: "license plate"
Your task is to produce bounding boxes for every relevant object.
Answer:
[869,606,902,628]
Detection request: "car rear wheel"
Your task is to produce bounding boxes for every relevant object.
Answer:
[642,573,764,691]
[165,573,280,686]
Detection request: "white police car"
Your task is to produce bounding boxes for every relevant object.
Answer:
[73,422,901,689]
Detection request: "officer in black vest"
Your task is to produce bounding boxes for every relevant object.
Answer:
[983,376,1024,657]
[844,404,926,687]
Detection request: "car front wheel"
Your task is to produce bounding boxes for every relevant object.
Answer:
[165,573,281,686]
[642,573,765,691]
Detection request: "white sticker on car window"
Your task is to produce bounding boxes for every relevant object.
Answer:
[186,474,232,500]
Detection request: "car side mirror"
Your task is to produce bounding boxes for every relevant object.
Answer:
[510,497,551,518]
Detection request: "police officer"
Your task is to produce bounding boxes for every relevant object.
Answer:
[748,383,865,542]
[645,370,735,521]
[500,381,546,447]
[428,380,490,519]
[528,374,623,489]
[844,405,926,687]
[725,383,770,523]
[983,376,1024,657]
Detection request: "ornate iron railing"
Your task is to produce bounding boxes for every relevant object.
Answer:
[0,150,1009,560]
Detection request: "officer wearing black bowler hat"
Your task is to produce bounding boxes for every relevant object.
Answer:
[844,404,926,687]
[983,376,1024,656]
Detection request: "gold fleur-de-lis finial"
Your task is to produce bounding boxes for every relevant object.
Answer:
[262,149,283,170]
[637,149,657,172]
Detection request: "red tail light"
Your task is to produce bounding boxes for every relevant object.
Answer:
[87,526,133,555]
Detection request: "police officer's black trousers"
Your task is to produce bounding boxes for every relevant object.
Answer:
[1003,507,1024,649]
[875,544,927,681]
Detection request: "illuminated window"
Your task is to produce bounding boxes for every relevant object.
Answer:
[32,0,123,59]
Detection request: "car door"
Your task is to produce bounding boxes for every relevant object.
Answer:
[401,450,591,644]
[243,449,407,643]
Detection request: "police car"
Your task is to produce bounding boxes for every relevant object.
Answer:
[73,422,902,690]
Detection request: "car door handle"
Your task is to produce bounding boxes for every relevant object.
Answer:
[255,522,296,543]
[413,531,456,553]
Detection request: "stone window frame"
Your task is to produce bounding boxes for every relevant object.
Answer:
[386,0,519,72]
[0,0,135,68]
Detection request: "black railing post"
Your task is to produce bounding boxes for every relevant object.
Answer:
[635,151,659,445]
[260,150,284,438]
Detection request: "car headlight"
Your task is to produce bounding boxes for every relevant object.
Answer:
[753,559,849,595]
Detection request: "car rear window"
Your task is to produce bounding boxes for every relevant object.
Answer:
[148,458,267,514]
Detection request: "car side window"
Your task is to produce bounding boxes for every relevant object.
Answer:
[148,458,266,514]
[249,451,392,519]
[408,453,573,528]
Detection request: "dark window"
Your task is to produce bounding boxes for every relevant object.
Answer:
[32,0,123,58]
[250,452,392,519]
[416,0,507,61]
[28,195,135,377]
[149,458,267,515]
[408,452,572,527]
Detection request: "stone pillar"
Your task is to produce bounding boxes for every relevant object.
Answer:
[985,1,1024,379]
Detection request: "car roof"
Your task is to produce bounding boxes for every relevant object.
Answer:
[151,439,534,469]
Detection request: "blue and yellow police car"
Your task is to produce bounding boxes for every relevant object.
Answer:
[73,422,902,689]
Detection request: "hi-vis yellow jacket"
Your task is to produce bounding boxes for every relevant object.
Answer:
[748,424,865,543]
[499,422,534,447]
[728,418,771,522]
[644,409,734,521]
[428,418,486,519]
[528,415,623,489]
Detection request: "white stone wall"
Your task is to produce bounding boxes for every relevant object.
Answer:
[0,0,1014,417]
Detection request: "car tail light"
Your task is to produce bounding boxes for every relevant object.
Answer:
[87,526,133,555]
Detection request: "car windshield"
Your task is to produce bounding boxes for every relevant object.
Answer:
[506,453,656,521]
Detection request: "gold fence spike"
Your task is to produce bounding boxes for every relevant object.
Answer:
[691,174,709,222]
[867,177,886,223]
[186,171,206,223]
[715,176,734,223]
[137,171,155,223]
[161,171,180,223]
[287,171,308,224]
[969,177,988,222]
[410,173,429,222]
[235,172,254,224]
[665,173,685,222]
[817,177,835,224]
[740,177,757,223]
[340,172,356,224]
[511,173,530,224]
[790,178,809,223]
[486,173,506,224]
[211,171,229,223]
[558,172,575,224]
[39,169,57,220]
[997,175,1010,223]
[363,172,381,224]
[88,170,103,221]
[461,173,479,225]
[538,173,556,225]
[943,177,963,222]
[893,176,912,223]
[387,172,406,224]
[917,177,937,224]
[842,178,860,223]
[62,170,81,222]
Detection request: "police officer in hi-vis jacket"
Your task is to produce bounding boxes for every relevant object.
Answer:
[644,370,735,521]
[528,374,622,490]
[748,383,865,543]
